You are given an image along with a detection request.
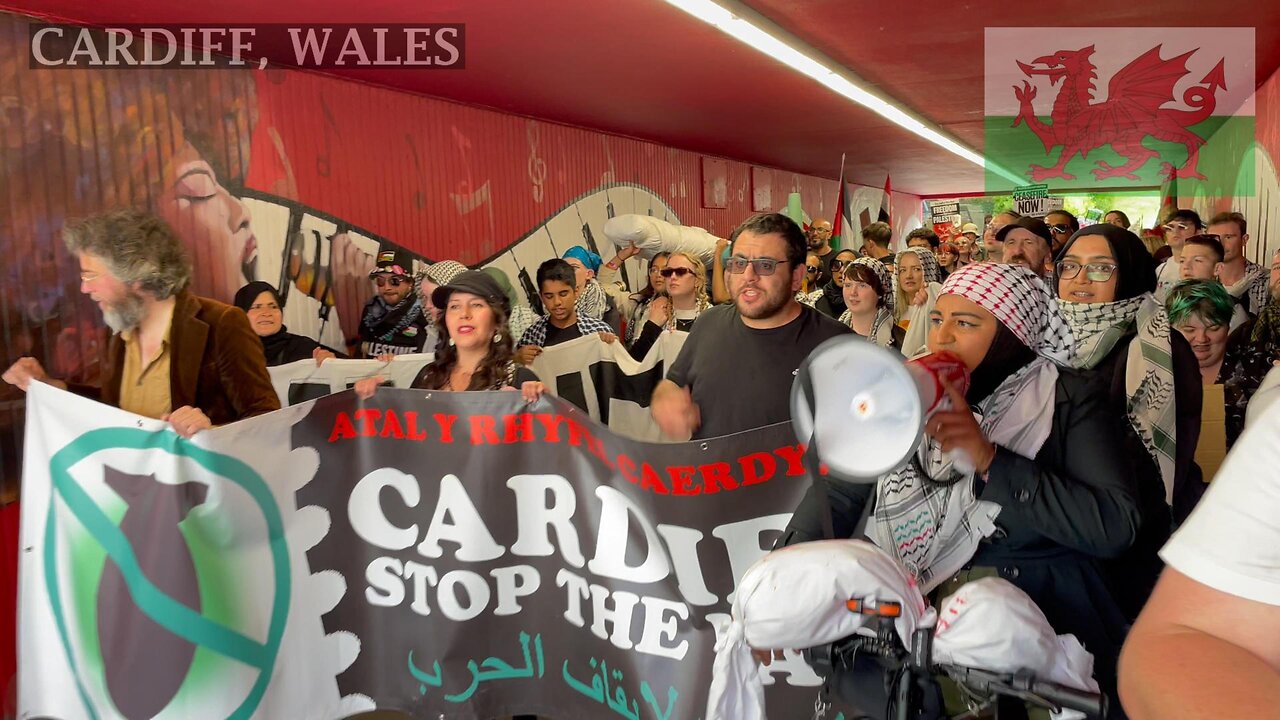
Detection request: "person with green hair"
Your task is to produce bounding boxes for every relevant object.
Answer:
[480,266,539,344]
[1166,279,1273,450]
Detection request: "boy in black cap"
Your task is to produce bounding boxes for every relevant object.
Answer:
[358,247,430,357]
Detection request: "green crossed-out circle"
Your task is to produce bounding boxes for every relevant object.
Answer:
[44,427,291,720]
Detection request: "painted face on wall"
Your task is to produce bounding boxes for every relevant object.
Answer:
[156,142,255,304]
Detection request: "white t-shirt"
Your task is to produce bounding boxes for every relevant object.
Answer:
[1161,398,1280,605]
[1153,255,1182,304]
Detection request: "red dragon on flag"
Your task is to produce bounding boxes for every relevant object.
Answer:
[1012,44,1227,183]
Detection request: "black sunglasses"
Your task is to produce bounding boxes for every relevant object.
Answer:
[374,276,408,287]
[805,265,820,274]
[659,267,693,278]
[1048,224,1071,234]
[725,257,789,276]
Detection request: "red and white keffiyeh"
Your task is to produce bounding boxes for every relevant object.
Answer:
[941,263,1075,364]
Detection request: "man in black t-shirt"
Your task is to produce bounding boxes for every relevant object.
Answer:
[653,213,849,440]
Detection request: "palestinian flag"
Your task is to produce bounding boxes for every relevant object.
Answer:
[830,171,854,251]
[878,175,892,224]
[983,28,1254,195]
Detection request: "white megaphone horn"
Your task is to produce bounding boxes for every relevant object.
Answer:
[790,337,972,483]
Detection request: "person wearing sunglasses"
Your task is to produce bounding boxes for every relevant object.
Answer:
[358,248,432,358]
[601,243,672,346]
[628,252,710,360]
[802,249,860,319]
[1055,224,1205,620]
[1154,209,1204,303]
[1045,210,1080,256]
[800,252,822,295]
[652,213,849,440]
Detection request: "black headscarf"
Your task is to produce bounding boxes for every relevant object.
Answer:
[233,281,280,313]
[966,321,1037,405]
[233,281,327,365]
[1054,224,1155,301]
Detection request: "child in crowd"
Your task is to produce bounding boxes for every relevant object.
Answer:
[515,258,617,365]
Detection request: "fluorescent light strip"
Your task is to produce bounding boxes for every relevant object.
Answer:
[664,0,1024,185]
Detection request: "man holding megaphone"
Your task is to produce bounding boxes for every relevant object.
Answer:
[651,213,848,441]
[777,263,1145,718]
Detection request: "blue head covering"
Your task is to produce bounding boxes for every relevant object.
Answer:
[562,246,603,273]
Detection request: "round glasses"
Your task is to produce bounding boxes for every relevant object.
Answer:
[1056,260,1117,282]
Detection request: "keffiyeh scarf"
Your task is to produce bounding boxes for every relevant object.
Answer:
[1060,294,1179,499]
[361,293,426,343]
[838,307,896,347]
[576,279,609,319]
[867,263,1074,592]
[1224,260,1270,315]
[897,246,943,286]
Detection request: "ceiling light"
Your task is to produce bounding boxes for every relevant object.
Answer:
[662,0,1024,186]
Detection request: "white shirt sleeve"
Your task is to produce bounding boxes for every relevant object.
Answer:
[1160,398,1280,606]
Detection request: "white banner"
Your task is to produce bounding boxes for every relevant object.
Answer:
[267,354,433,406]
[530,332,688,443]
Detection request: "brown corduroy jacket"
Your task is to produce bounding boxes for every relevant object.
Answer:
[69,289,280,425]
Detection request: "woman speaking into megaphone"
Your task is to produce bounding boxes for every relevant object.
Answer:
[776,262,1144,718]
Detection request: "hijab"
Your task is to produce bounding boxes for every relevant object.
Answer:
[870,263,1073,592]
[1055,224,1179,502]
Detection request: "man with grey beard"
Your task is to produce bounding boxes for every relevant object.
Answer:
[3,209,279,436]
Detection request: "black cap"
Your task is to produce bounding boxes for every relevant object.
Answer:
[431,270,511,316]
[369,247,414,277]
[995,217,1053,247]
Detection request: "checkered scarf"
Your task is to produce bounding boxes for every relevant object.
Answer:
[850,256,896,315]
[897,246,942,286]
[1060,294,1179,501]
[868,262,1068,592]
[940,263,1074,364]
[1224,259,1270,315]
[576,279,609,319]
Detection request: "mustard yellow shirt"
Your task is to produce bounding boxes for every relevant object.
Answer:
[118,326,172,420]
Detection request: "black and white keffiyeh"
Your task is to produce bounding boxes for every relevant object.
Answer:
[941,263,1074,364]
[896,246,942,286]
[850,256,896,315]
[867,263,1074,592]
[1224,259,1271,316]
[1060,294,1179,500]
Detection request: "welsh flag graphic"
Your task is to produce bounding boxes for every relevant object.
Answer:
[983,27,1255,195]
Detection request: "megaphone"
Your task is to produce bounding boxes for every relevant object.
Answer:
[791,337,971,482]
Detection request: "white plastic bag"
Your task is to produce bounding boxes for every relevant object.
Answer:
[706,540,931,720]
[933,577,1099,720]
[602,214,721,266]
